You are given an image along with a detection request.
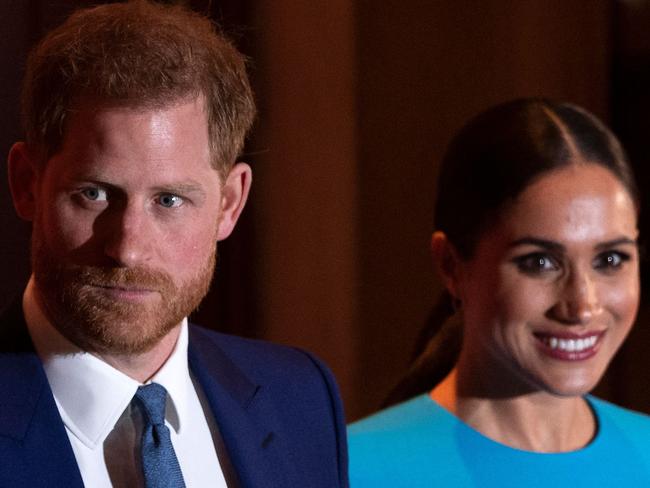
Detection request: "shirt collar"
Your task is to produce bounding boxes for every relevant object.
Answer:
[23,276,190,450]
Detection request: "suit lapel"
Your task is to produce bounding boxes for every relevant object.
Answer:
[188,326,295,488]
[0,300,83,487]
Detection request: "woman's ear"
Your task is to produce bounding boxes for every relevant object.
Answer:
[431,231,462,300]
[7,142,39,221]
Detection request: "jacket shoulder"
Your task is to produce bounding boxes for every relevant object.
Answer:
[188,324,334,384]
[188,324,349,487]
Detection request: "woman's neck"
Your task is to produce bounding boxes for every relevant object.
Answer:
[431,368,596,452]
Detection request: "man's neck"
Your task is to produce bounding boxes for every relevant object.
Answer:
[94,327,182,383]
[23,276,184,383]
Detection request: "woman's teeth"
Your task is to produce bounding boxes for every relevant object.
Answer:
[544,335,599,352]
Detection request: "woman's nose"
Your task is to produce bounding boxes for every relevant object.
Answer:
[550,269,603,325]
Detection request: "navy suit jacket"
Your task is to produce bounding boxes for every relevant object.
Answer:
[0,301,348,487]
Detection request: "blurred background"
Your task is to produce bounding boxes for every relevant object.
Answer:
[2,0,650,421]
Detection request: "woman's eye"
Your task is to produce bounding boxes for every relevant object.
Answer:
[81,187,108,201]
[514,253,560,275]
[157,193,184,208]
[594,251,630,271]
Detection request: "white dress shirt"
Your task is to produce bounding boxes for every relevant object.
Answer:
[23,277,231,487]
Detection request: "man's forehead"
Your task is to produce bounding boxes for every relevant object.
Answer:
[68,93,209,119]
[44,96,219,182]
[59,95,211,154]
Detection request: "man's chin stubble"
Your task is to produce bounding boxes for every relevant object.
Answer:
[31,237,217,355]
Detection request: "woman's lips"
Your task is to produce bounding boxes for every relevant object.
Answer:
[533,330,605,361]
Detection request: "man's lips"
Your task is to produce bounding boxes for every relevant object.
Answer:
[89,283,158,299]
[533,330,605,361]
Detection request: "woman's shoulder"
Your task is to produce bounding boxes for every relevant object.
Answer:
[584,396,650,479]
[588,395,650,438]
[348,394,473,486]
[348,394,448,437]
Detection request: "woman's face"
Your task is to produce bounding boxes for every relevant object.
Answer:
[454,164,639,397]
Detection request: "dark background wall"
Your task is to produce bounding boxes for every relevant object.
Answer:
[1,0,648,421]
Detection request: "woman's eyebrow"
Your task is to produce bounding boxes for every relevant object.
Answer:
[509,237,564,252]
[594,237,638,251]
[509,236,638,253]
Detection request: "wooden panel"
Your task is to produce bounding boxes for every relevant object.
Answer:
[246,0,359,412]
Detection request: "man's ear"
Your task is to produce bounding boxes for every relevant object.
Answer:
[7,142,39,221]
[216,162,252,241]
[431,231,463,300]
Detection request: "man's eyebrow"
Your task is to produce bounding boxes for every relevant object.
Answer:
[154,182,207,195]
[65,177,120,191]
[509,237,565,252]
[65,176,208,198]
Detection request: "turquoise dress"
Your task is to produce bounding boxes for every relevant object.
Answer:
[348,394,650,487]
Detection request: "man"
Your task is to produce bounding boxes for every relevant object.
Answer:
[1,2,347,487]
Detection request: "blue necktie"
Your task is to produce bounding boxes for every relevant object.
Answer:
[134,383,186,488]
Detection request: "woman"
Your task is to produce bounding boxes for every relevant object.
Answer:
[348,99,650,487]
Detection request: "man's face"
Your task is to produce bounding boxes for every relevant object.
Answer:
[17,97,249,354]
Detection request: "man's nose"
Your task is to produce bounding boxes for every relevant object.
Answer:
[550,268,603,325]
[103,203,153,267]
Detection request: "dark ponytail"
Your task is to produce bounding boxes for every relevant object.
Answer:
[384,290,461,407]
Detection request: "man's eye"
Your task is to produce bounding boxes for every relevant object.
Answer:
[514,253,560,275]
[81,187,108,201]
[157,194,184,208]
[593,251,630,271]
